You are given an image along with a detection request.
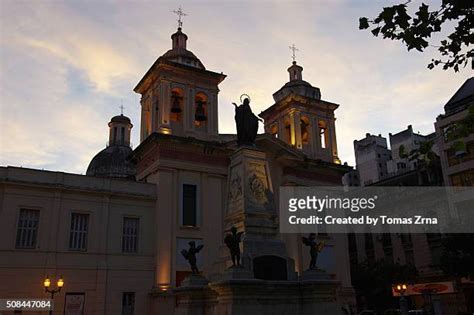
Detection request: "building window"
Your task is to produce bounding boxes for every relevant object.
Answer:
[121,127,125,144]
[447,141,474,166]
[450,169,474,188]
[270,124,278,138]
[122,292,135,315]
[113,127,118,144]
[15,209,40,249]
[122,217,139,253]
[69,213,89,251]
[182,184,197,227]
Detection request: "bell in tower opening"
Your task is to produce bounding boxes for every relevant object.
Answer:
[194,98,206,122]
[171,91,183,114]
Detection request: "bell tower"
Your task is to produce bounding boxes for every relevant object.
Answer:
[259,57,340,164]
[134,19,226,143]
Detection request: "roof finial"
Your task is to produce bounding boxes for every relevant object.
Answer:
[119,100,124,116]
[289,44,299,63]
[172,6,187,29]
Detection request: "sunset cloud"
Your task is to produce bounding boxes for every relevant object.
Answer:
[0,0,470,173]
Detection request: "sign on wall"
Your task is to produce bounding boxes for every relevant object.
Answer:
[64,293,85,315]
[392,281,455,297]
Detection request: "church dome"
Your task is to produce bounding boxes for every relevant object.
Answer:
[160,28,205,69]
[272,62,321,103]
[86,145,136,180]
[110,114,131,124]
[86,113,136,180]
[273,79,321,103]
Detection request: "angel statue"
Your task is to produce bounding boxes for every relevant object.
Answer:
[301,233,325,270]
[224,226,244,266]
[181,241,204,274]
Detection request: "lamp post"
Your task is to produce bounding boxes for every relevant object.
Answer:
[395,283,408,315]
[44,275,64,315]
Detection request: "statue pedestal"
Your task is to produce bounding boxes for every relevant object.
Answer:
[219,265,254,281]
[223,146,297,281]
[209,278,342,315]
[174,274,215,315]
[300,268,333,281]
[180,274,209,287]
[203,145,341,314]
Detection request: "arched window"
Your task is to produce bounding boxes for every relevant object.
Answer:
[319,121,328,149]
[170,88,184,122]
[194,92,208,126]
[300,117,310,145]
[270,124,278,138]
[113,127,118,143]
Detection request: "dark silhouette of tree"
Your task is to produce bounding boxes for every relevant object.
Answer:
[440,233,474,279]
[352,259,418,313]
[359,0,473,72]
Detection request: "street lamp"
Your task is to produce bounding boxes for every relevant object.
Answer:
[44,275,64,315]
[394,283,408,315]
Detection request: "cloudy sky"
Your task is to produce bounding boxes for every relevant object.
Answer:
[0,0,471,174]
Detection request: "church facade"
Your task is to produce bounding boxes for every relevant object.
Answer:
[0,25,354,314]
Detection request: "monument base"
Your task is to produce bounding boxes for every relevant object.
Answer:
[300,268,334,281]
[220,265,254,280]
[174,274,216,315]
[208,277,341,315]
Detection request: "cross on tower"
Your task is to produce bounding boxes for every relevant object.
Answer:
[172,6,187,29]
[119,102,124,115]
[289,44,299,62]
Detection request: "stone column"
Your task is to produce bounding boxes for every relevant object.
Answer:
[289,112,296,146]
[293,111,302,150]
[159,80,171,133]
[209,91,219,140]
[185,86,196,137]
[140,95,146,142]
[151,88,158,132]
[329,119,339,162]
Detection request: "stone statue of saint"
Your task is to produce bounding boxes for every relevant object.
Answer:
[181,241,204,274]
[301,233,325,270]
[232,96,262,146]
[224,226,244,266]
